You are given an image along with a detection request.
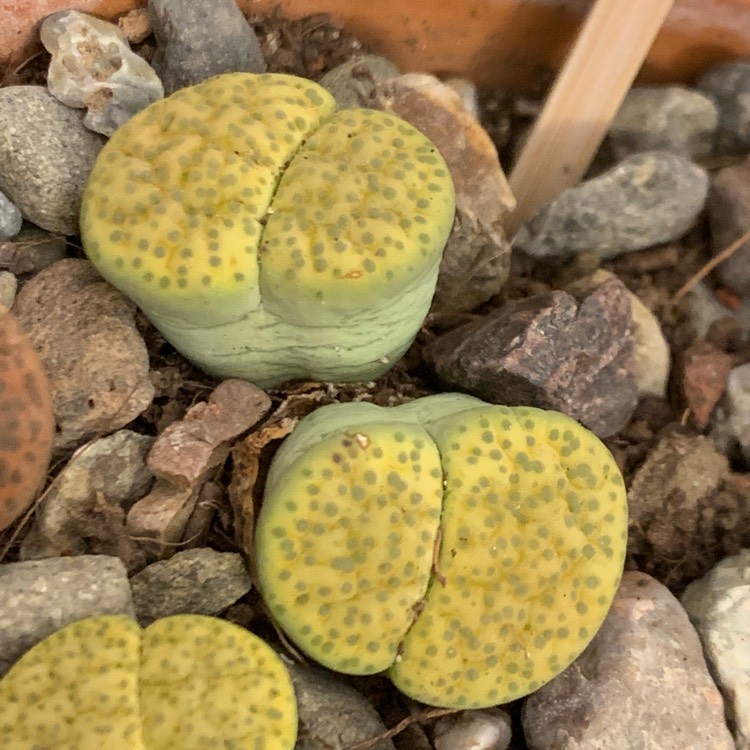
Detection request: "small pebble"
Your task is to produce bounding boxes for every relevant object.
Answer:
[318,54,400,109]
[682,550,750,750]
[523,572,735,750]
[608,85,718,161]
[0,555,134,678]
[12,258,155,450]
[0,189,22,240]
[149,0,266,95]
[726,361,750,464]
[0,223,67,275]
[130,548,253,626]
[514,151,709,260]
[708,158,750,297]
[697,61,750,154]
[0,271,17,309]
[0,86,103,234]
[626,431,744,590]
[679,340,734,430]
[425,275,637,437]
[433,709,512,750]
[41,9,163,136]
[20,430,154,574]
[685,281,750,340]
[288,662,395,750]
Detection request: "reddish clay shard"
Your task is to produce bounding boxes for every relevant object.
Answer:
[0,310,55,531]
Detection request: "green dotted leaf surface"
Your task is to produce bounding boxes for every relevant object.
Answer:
[255,394,628,708]
[81,73,455,385]
[0,615,297,749]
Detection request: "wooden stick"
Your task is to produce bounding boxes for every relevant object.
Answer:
[506,0,675,238]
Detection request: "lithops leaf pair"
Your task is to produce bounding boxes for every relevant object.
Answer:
[255,393,628,708]
[0,310,54,532]
[0,614,297,749]
[81,72,455,387]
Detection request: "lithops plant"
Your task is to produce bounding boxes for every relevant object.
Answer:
[0,613,297,749]
[0,309,54,532]
[80,72,455,387]
[255,393,628,709]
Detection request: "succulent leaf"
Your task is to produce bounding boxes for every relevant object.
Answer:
[0,614,297,749]
[255,394,628,708]
[81,73,455,386]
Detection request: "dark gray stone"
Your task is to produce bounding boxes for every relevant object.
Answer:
[708,158,750,296]
[698,61,750,154]
[0,189,21,240]
[0,86,104,234]
[149,0,266,95]
[608,85,718,161]
[514,151,708,260]
[522,572,735,750]
[0,555,134,678]
[289,663,395,750]
[425,275,637,437]
[130,548,252,626]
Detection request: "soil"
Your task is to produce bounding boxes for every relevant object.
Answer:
[1,9,749,750]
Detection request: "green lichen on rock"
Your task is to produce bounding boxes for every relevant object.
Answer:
[80,72,455,387]
[0,614,297,749]
[255,393,628,709]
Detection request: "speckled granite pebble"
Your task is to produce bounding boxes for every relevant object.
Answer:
[682,550,750,750]
[608,85,718,161]
[0,555,134,678]
[514,151,708,260]
[0,86,103,234]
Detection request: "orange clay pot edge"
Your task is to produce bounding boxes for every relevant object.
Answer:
[2,0,750,92]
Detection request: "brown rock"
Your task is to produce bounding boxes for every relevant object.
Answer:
[127,379,270,557]
[12,258,154,450]
[373,73,514,312]
[523,571,735,750]
[626,430,750,590]
[680,339,735,429]
[425,275,637,437]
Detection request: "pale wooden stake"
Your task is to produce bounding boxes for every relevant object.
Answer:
[506,0,675,238]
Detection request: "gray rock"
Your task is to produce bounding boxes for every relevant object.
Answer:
[682,550,750,750]
[697,61,750,154]
[0,555,134,678]
[0,270,17,309]
[425,275,637,437]
[289,663,395,750]
[0,189,22,240]
[0,86,104,234]
[433,708,512,750]
[514,152,709,260]
[130,548,252,626]
[12,258,155,450]
[726,362,750,464]
[318,54,400,109]
[149,0,266,95]
[20,430,154,574]
[41,10,164,136]
[522,571,735,750]
[708,159,750,296]
[608,85,718,161]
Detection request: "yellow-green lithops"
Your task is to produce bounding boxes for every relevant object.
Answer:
[81,72,455,387]
[255,393,628,708]
[0,614,297,749]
